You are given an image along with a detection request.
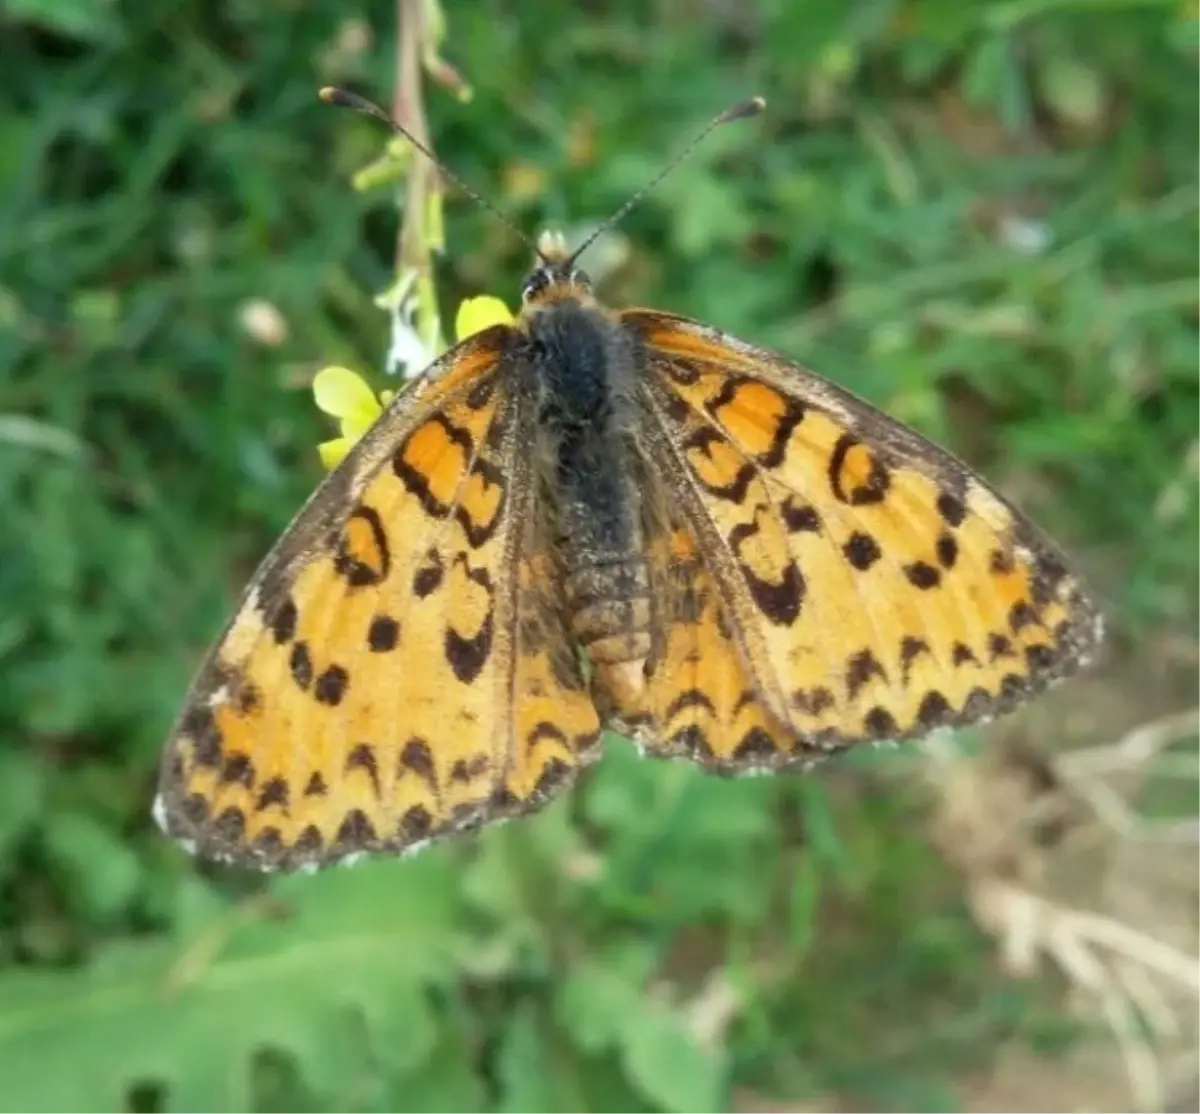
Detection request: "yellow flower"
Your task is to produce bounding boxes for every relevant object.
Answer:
[313,295,514,470]
[453,294,513,340]
[313,367,396,470]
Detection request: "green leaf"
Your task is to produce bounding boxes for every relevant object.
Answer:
[788,855,822,957]
[555,942,656,1052]
[0,751,44,867]
[386,1030,489,1113]
[621,1005,727,1114]
[0,855,462,1111]
[4,0,122,42]
[41,809,142,922]
[496,1007,572,1113]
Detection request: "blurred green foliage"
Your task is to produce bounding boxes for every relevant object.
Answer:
[0,1,1196,1110]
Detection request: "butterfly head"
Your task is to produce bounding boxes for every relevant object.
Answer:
[521,229,592,307]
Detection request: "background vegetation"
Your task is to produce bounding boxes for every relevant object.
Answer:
[1,1,1196,1111]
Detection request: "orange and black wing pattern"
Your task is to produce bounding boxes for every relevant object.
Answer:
[613,308,1103,770]
[153,328,601,870]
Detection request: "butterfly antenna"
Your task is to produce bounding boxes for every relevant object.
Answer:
[319,86,546,261]
[567,96,766,267]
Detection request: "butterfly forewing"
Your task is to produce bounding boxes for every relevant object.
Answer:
[624,308,1103,766]
[155,329,600,870]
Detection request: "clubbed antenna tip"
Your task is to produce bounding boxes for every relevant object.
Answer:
[319,86,361,111]
[719,96,767,124]
[318,85,542,259]
[566,94,767,266]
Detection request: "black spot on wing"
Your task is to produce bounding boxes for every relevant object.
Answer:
[829,434,890,506]
[400,805,433,842]
[846,649,887,701]
[916,691,952,728]
[268,596,298,644]
[256,777,288,812]
[733,727,778,761]
[182,705,223,768]
[741,560,804,625]
[528,722,570,749]
[367,615,399,652]
[449,754,490,784]
[952,642,978,667]
[904,561,941,590]
[728,519,805,626]
[792,686,834,715]
[900,636,930,682]
[412,548,445,598]
[683,426,756,503]
[233,678,261,715]
[781,497,821,533]
[488,785,521,812]
[864,706,898,739]
[843,531,882,571]
[336,809,378,849]
[1009,601,1039,633]
[1001,673,1027,700]
[444,560,495,683]
[315,665,349,706]
[990,548,1015,575]
[1025,643,1058,672]
[220,753,255,788]
[937,491,966,527]
[399,738,437,790]
[988,633,1015,661]
[294,825,324,856]
[333,505,390,587]
[346,743,381,799]
[304,771,328,797]
[290,642,313,690]
[664,689,717,721]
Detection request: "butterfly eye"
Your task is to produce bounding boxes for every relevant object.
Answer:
[521,271,550,303]
[570,268,591,289]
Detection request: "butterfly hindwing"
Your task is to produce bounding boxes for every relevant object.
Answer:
[602,511,798,769]
[154,329,601,870]
[623,309,1103,766]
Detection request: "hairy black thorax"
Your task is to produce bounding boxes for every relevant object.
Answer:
[522,295,653,679]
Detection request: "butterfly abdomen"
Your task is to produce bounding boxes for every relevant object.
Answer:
[525,295,652,694]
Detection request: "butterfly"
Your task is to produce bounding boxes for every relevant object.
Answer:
[153,90,1104,871]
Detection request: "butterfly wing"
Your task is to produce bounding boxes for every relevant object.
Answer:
[601,501,799,767]
[616,309,1103,768]
[155,329,601,870]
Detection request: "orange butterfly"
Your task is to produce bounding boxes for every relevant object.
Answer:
[153,90,1103,871]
